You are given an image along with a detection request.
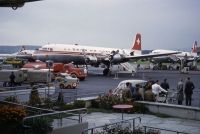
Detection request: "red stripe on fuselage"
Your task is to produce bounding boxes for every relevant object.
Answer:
[33,50,108,57]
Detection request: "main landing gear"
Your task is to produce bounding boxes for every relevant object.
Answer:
[103,68,110,76]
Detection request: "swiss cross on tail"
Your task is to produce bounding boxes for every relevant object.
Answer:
[132,33,141,51]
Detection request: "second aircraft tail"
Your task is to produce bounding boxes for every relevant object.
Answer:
[131,33,142,55]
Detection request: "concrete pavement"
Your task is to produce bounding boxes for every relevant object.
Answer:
[83,112,200,134]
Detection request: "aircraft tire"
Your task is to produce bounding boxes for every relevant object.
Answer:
[72,83,77,89]
[66,85,71,89]
[79,77,85,81]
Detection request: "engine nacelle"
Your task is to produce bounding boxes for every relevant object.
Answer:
[85,55,98,64]
[111,54,123,64]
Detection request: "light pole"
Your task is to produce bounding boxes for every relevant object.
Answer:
[46,60,53,98]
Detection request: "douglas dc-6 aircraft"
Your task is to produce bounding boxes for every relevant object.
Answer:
[0,0,42,10]
[31,33,179,75]
[151,41,199,64]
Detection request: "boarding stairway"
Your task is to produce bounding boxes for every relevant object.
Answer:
[119,62,137,73]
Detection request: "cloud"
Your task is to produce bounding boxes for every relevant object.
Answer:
[0,0,199,50]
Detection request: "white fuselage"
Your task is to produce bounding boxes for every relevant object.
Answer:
[36,44,136,57]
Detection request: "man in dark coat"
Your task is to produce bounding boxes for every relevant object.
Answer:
[184,77,195,106]
[9,71,15,87]
[161,78,169,91]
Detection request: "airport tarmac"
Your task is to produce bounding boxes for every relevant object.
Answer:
[74,70,200,107]
[0,70,200,107]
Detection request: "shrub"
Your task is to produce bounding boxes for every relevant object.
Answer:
[133,103,148,113]
[74,100,86,108]
[91,99,100,108]
[29,88,41,106]
[25,117,53,134]
[42,98,55,109]
[95,124,143,134]
[98,95,122,109]
[0,106,26,134]
[91,94,148,114]
[96,94,133,110]
[4,95,19,103]
[59,103,74,110]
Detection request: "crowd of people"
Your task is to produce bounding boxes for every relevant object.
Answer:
[110,77,195,106]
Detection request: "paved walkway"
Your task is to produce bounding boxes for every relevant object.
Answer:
[83,112,200,134]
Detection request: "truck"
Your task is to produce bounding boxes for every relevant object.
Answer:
[0,69,54,87]
[0,70,24,86]
[23,69,54,84]
[22,62,87,81]
[63,63,87,81]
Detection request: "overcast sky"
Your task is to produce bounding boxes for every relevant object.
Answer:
[0,0,199,50]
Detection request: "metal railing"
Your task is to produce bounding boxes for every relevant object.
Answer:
[0,86,56,102]
[82,117,142,134]
[142,125,190,134]
[82,116,191,134]
[23,108,87,128]
[0,83,49,91]
[1,99,88,131]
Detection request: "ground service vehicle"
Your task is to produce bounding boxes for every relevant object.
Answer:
[0,70,24,86]
[63,63,86,81]
[22,62,87,81]
[55,73,79,89]
[3,58,27,68]
[0,69,53,86]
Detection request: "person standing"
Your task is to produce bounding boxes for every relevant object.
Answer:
[134,84,143,101]
[184,77,195,106]
[161,78,170,91]
[177,78,184,105]
[144,87,155,102]
[152,80,168,102]
[9,71,15,87]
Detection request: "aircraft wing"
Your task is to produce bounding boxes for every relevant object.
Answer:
[0,0,42,9]
[25,0,42,2]
[0,53,34,62]
[124,51,181,61]
[0,0,42,5]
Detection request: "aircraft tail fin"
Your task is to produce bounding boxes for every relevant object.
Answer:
[192,41,198,53]
[131,33,142,55]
